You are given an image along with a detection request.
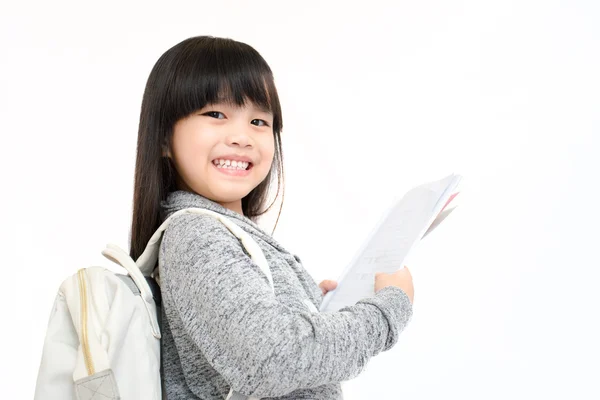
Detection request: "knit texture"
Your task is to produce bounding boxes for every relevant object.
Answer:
[158,190,413,399]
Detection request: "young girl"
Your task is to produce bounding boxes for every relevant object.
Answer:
[129,35,414,400]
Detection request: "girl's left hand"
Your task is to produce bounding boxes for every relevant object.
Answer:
[318,280,338,295]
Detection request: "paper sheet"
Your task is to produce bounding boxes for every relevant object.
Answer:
[319,173,462,312]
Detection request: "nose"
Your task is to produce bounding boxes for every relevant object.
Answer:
[226,125,254,148]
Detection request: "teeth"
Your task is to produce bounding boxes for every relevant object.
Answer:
[213,159,250,170]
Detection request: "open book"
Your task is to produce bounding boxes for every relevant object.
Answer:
[319,173,462,313]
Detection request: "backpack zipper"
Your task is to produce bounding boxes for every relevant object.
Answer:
[77,268,95,376]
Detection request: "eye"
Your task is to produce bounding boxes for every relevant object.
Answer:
[252,119,270,127]
[203,111,225,119]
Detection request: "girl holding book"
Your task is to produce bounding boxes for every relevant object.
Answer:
[130,35,415,399]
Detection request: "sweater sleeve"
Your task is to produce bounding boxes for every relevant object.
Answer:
[160,213,413,398]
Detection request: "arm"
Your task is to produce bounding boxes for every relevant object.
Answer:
[160,214,413,398]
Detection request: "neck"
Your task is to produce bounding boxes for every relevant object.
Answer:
[174,176,245,216]
[218,199,244,216]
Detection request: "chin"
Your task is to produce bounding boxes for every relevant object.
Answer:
[211,187,254,203]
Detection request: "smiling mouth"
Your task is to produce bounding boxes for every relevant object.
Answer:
[211,159,253,171]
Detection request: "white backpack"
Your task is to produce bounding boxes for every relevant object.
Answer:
[34,208,273,400]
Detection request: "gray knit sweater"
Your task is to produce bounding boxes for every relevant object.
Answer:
[157,190,413,399]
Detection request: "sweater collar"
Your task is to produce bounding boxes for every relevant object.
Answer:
[160,190,287,252]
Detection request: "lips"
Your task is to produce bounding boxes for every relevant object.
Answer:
[212,160,253,176]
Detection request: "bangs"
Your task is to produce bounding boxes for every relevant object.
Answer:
[162,37,280,126]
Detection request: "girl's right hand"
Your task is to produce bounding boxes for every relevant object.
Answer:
[375,266,414,304]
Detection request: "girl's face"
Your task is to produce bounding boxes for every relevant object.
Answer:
[167,100,275,215]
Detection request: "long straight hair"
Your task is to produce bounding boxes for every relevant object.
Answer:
[129,36,285,262]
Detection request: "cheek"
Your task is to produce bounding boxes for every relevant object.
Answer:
[172,137,197,169]
[262,135,276,163]
[171,124,213,172]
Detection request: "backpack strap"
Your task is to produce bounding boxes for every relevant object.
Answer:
[134,207,274,293]
[100,208,275,340]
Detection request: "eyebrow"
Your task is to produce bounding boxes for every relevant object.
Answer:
[252,103,273,115]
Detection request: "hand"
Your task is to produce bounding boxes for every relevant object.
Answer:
[318,280,338,295]
[375,266,414,304]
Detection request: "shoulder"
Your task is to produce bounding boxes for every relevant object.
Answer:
[159,212,257,286]
[163,212,238,246]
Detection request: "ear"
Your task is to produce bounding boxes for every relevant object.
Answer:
[162,142,172,158]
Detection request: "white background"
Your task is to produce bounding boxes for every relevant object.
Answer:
[2,0,599,398]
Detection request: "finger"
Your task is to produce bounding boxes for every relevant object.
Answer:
[318,281,327,294]
[319,280,337,295]
[323,280,337,290]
